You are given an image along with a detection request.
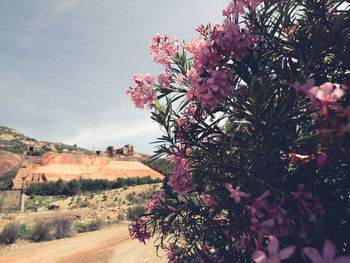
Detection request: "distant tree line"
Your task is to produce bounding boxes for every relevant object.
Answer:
[25,176,162,196]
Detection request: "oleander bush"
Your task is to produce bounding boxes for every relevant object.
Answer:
[127,0,350,262]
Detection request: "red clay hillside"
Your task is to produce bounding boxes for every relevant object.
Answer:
[12,152,163,190]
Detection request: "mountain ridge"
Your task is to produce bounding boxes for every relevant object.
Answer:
[0,125,92,156]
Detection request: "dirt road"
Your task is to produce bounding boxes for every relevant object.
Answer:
[0,225,167,263]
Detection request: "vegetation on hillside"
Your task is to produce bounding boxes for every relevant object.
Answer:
[25,176,162,196]
[0,126,92,155]
[0,170,17,190]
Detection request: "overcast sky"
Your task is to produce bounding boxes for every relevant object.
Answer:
[0,0,229,154]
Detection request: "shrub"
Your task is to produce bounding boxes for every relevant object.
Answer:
[126,192,136,203]
[74,218,103,233]
[17,223,29,240]
[0,223,29,244]
[0,223,19,244]
[128,205,147,221]
[51,217,74,239]
[87,218,103,231]
[29,221,54,242]
[73,222,86,233]
[117,213,125,221]
[48,204,60,210]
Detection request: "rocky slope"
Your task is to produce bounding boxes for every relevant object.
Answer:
[0,151,24,177]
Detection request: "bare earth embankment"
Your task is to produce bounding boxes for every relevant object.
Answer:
[0,224,166,263]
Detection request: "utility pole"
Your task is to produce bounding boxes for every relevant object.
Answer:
[19,176,26,213]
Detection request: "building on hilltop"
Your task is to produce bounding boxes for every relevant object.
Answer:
[98,144,135,157]
[116,144,134,156]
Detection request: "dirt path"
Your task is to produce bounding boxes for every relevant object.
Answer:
[0,225,167,263]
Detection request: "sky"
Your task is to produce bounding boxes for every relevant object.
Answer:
[0,0,229,154]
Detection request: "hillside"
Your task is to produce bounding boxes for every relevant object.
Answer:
[0,126,92,156]
[0,126,172,189]
[0,151,24,176]
[12,152,163,190]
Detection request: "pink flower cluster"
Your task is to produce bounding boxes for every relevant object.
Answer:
[168,156,193,194]
[128,216,151,244]
[147,192,164,212]
[126,74,155,109]
[215,19,260,61]
[157,73,172,89]
[183,19,259,109]
[222,0,284,19]
[248,191,291,245]
[242,186,324,246]
[150,33,179,68]
[291,184,325,238]
[187,68,235,109]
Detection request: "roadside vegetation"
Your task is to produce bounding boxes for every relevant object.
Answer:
[0,183,161,246]
[0,217,75,244]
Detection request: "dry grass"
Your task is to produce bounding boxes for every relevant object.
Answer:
[0,183,162,232]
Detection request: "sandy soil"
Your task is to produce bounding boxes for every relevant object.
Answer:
[0,225,167,263]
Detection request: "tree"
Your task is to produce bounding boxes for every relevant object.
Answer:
[127,0,350,262]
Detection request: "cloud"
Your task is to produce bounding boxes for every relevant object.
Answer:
[65,119,161,150]
[0,0,230,154]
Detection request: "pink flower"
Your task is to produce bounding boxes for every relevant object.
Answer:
[147,192,164,212]
[307,82,344,103]
[292,79,345,104]
[131,74,144,84]
[291,184,325,238]
[128,217,151,244]
[224,183,250,203]
[302,239,350,263]
[176,75,185,85]
[168,157,193,194]
[252,235,296,263]
[144,73,155,84]
[158,73,171,88]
